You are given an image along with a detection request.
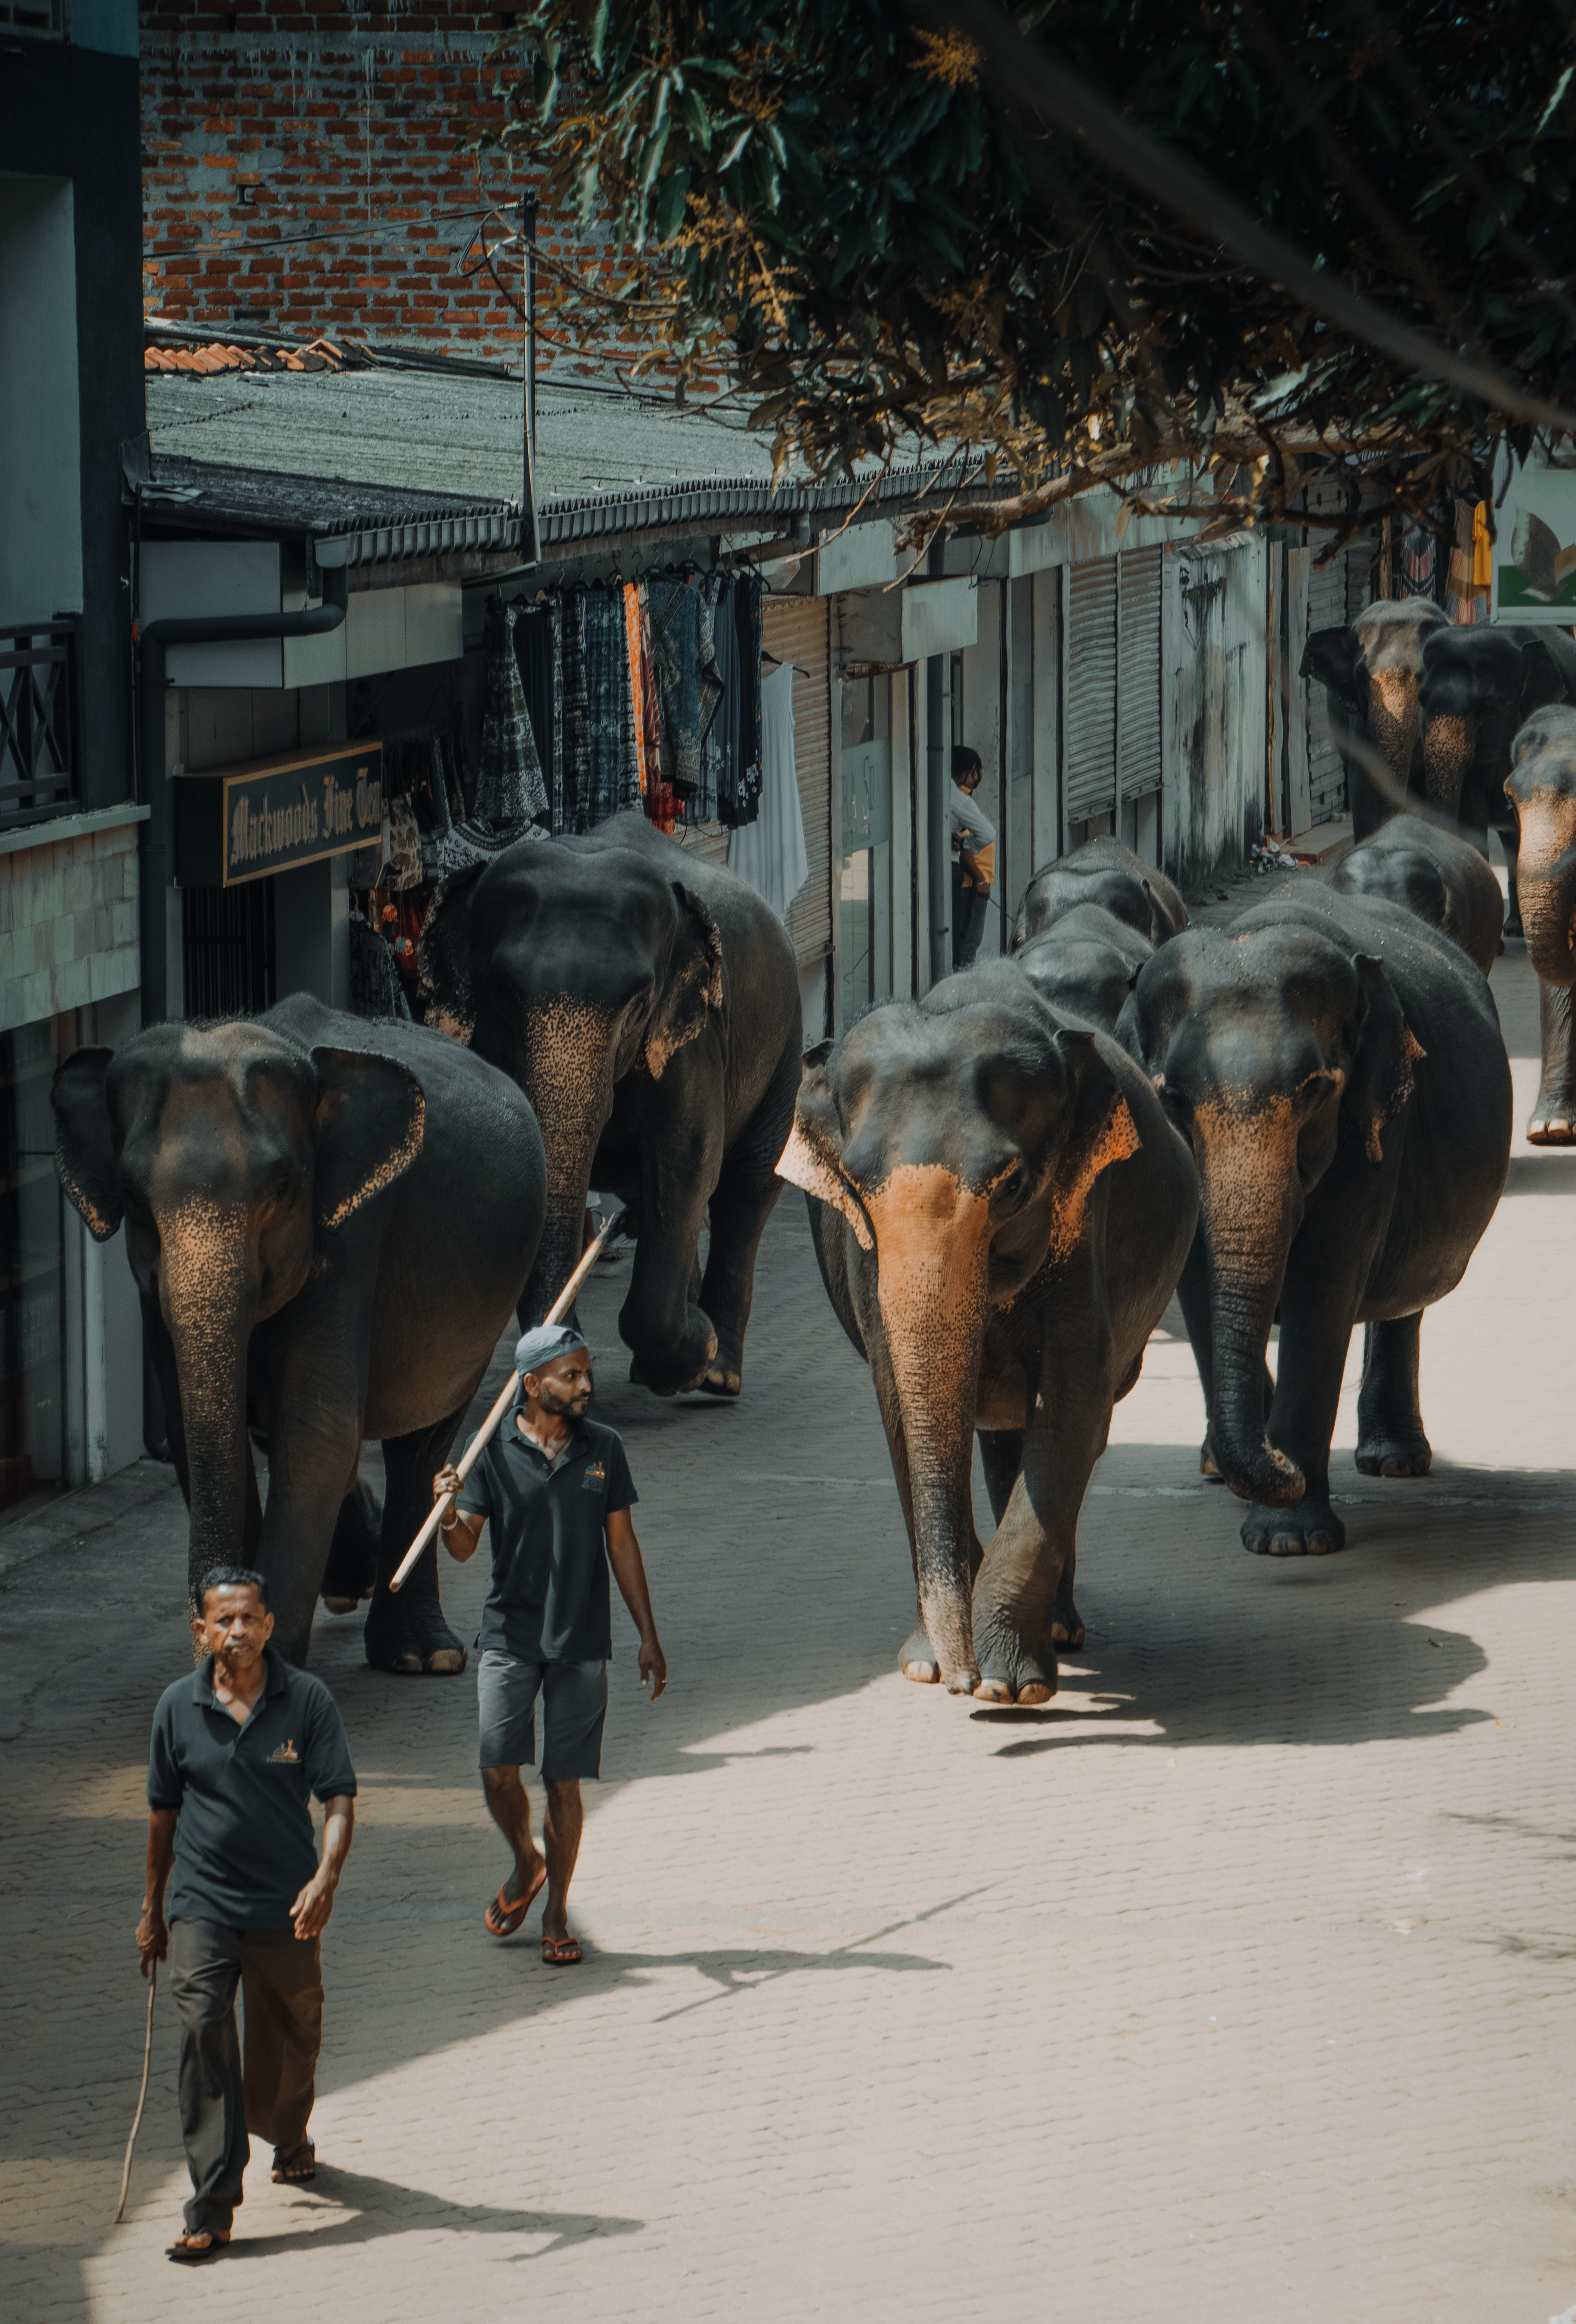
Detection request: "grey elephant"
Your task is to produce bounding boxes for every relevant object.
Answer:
[1301,598,1445,842]
[780,963,1198,1703]
[1012,833,1188,949]
[1503,704,1576,1141]
[52,996,545,1673]
[1014,901,1154,1034]
[1119,885,1511,1557]
[1330,814,1504,977]
[420,810,801,1398]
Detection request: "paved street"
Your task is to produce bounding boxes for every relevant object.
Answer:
[3,940,1576,2324]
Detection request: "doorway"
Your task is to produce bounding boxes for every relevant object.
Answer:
[838,675,893,1025]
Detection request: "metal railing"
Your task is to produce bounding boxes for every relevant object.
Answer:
[0,621,80,832]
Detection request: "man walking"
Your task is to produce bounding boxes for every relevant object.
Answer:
[137,1566,356,2261]
[433,1324,666,1965]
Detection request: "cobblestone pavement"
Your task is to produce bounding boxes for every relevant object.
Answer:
[4,946,1576,2324]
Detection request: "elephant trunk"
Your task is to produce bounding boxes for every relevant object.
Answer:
[1422,713,1477,817]
[515,1003,618,1327]
[159,1207,258,1610]
[868,1168,994,1689]
[1195,1107,1305,1509]
[1515,828,1576,988]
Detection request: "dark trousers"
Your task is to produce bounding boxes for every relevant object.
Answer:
[168,1918,323,2234]
[952,865,989,968]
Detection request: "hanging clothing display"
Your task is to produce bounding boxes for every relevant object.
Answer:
[559,592,593,833]
[581,586,641,829]
[515,601,559,826]
[727,660,806,919]
[477,597,549,829]
[648,577,722,796]
[1446,498,1493,626]
[349,907,412,1021]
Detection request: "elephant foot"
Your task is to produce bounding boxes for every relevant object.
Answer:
[1526,1107,1576,1144]
[362,1598,468,1677]
[1049,1593,1085,1652]
[676,1362,742,1396]
[1355,1431,1432,1479]
[627,1356,678,1400]
[973,1613,1060,1705]
[1200,1435,1223,1482]
[1241,1496,1346,1558]
[322,1594,367,1616]
[899,1624,940,1684]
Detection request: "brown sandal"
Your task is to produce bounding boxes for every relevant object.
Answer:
[167,2230,230,2262]
[271,2141,315,2182]
[541,1934,583,1966]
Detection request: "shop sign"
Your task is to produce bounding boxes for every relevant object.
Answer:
[1493,459,1576,623]
[174,742,385,888]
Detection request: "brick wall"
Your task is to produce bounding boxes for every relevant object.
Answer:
[140,4,653,374]
[0,822,142,1034]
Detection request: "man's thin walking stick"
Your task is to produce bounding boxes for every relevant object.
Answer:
[116,1963,156,2222]
[389,1207,629,1593]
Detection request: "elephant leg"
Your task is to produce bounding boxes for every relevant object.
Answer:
[255,1415,364,1667]
[362,1408,469,1676]
[977,1429,1024,1527]
[320,1479,383,1614]
[971,1349,1109,1702]
[1355,1313,1431,1477]
[1501,825,1524,939]
[1528,981,1576,1143]
[1241,1235,1359,1558]
[691,1032,800,1396]
[619,1101,725,1396]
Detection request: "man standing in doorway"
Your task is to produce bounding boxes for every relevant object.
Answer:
[433,1324,666,1966]
[950,744,996,969]
[138,1567,357,2262]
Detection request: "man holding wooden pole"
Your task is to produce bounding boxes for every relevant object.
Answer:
[431,1324,666,1964]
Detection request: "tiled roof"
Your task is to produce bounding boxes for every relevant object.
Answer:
[144,334,370,377]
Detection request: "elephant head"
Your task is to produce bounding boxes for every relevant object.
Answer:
[1121,924,1420,1509]
[53,1023,423,1608]
[1418,624,1573,822]
[1013,834,1187,950]
[419,832,725,1379]
[1505,705,1576,985]
[1302,598,1446,826]
[777,974,1140,1689]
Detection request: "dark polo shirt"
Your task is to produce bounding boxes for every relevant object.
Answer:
[147,1646,357,1929]
[457,1412,636,1663]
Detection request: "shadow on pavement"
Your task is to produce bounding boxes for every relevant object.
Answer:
[220,2163,642,2259]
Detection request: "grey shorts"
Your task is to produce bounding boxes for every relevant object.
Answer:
[477,1651,607,1781]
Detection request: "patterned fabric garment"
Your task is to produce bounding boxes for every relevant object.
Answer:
[559,590,593,833]
[348,909,411,1021]
[647,577,722,797]
[581,587,640,827]
[515,602,559,826]
[624,583,650,798]
[477,596,549,827]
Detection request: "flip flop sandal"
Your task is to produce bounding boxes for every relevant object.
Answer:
[541,1934,583,1966]
[271,2142,315,2183]
[167,2231,230,2263]
[485,1859,548,1938]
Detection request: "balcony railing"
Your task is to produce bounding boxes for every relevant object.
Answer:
[0,621,80,833]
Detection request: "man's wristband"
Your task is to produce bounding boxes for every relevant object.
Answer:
[439,1506,461,1533]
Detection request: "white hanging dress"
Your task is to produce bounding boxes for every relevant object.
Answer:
[728,660,808,921]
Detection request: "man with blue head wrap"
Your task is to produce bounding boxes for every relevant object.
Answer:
[432,1321,666,1963]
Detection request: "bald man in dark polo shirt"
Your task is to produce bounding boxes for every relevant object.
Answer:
[137,1565,356,2261]
[432,1324,666,1965]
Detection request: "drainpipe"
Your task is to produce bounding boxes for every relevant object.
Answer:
[136,565,350,1025]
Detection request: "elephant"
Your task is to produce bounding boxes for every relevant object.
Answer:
[52,995,545,1673]
[1502,704,1576,1141]
[778,962,1198,1702]
[1118,884,1510,1556]
[1012,834,1188,950]
[1013,901,1153,1033]
[420,809,802,1398]
[1301,597,1446,842]
[1417,623,1576,935]
[1330,813,1504,977]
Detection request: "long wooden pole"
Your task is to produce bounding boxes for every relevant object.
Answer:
[388,1208,626,1594]
[115,1963,156,2223]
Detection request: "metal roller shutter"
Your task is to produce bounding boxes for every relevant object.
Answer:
[764,593,832,965]
[1066,556,1117,824]
[1303,484,1358,825]
[1117,546,1163,798]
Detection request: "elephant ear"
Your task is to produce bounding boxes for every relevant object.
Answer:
[776,1040,874,1250]
[1302,625,1364,708]
[1518,638,1575,720]
[1346,956,1426,1166]
[310,1048,426,1229]
[53,1046,122,1241]
[645,882,725,1080]
[417,861,488,1044]
[1044,1028,1143,1264]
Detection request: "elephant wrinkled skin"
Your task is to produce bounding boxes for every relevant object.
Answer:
[1330,813,1504,977]
[1012,833,1188,950]
[53,997,545,1672]
[781,963,1198,1704]
[1119,886,1510,1557]
[421,811,801,1398]
[1014,901,1154,1035]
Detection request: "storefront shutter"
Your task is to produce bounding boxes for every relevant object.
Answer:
[1066,556,1117,824]
[763,592,832,966]
[1304,484,1357,824]
[1116,547,1163,799]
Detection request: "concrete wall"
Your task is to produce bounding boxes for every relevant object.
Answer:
[0,819,142,1034]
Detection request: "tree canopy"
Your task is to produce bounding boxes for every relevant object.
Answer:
[481,1,1576,539]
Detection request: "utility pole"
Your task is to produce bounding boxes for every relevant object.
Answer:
[520,192,539,566]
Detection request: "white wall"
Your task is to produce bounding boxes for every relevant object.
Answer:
[0,177,83,627]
